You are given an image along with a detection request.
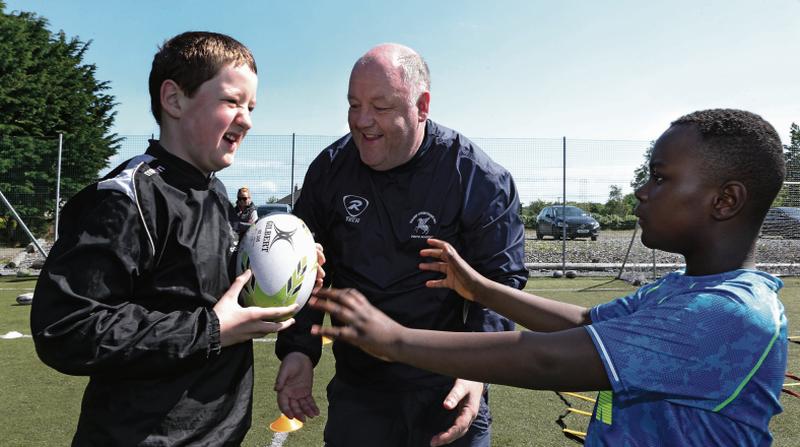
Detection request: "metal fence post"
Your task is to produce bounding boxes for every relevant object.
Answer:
[290,133,296,207]
[652,248,657,280]
[0,188,46,257]
[561,136,566,273]
[55,133,63,241]
[616,222,639,279]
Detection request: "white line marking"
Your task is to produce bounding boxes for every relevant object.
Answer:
[268,431,289,447]
[1,331,30,339]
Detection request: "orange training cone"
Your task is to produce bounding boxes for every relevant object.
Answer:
[322,336,333,345]
[269,413,303,433]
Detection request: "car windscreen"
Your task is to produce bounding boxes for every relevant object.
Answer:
[553,207,586,217]
[779,208,800,219]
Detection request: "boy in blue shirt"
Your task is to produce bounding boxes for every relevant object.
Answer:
[309,109,788,446]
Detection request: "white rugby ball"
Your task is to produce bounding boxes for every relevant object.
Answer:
[236,213,317,320]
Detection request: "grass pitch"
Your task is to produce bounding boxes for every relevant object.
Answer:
[2,276,798,446]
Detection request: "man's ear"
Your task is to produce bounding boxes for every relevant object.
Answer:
[712,181,747,221]
[160,80,183,120]
[416,91,430,122]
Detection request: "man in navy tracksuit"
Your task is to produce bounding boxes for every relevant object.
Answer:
[275,43,527,447]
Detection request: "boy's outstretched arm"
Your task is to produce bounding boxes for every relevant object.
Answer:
[420,239,590,332]
[310,288,610,391]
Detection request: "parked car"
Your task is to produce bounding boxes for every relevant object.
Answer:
[760,207,800,239]
[256,203,292,218]
[536,205,600,241]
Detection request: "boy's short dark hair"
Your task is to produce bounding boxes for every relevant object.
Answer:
[672,109,786,220]
[149,31,257,125]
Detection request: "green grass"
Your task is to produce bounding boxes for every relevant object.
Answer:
[2,276,798,446]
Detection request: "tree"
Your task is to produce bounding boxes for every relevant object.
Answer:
[0,1,119,242]
[779,123,800,207]
[630,141,655,191]
[605,185,627,216]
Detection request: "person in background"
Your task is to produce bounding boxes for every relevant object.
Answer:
[233,186,258,239]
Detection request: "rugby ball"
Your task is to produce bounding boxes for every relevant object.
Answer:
[236,213,317,320]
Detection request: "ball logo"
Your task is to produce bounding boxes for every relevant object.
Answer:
[236,214,318,320]
[261,221,297,253]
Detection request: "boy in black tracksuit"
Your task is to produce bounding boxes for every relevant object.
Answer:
[31,32,299,446]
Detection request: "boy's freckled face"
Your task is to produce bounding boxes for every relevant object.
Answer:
[177,64,257,175]
[634,125,717,254]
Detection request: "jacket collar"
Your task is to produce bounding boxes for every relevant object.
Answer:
[378,120,434,174]
[145,140,214,191]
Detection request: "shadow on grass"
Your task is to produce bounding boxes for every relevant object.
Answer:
[578,278,625,293]
[554,391,587,445]
[1,277,39,283]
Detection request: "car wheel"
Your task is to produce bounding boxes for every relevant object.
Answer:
[591,235,597,241]
[536,231,543,240]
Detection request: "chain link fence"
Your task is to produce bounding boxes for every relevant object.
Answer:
[1,133,798,278]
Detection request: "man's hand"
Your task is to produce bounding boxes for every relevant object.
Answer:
[309,287,405,362]
[419,239,488,302]
[430,379,484,447]
[214,270,297,347]
[274,352,319,422]
[313,243,326,294]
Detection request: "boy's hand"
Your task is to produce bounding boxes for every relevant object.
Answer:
[419,238,486,302]
[309,288,404,362]
[313,243,326,294]
[214,269,298,347]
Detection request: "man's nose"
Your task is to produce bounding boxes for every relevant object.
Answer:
[354,108,375,128]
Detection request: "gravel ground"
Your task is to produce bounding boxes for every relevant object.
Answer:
[2,230,799,278]
[0,242,49,277]
[525,229,800,277]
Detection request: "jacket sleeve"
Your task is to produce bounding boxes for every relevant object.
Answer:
[30,188,221,378]
[458,157,528,333]
[275,158,327,366]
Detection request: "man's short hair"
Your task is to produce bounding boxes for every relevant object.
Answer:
[149,31,257,125]
[354,45,430,105]
[397,53,430,104]
[672,109,785,219]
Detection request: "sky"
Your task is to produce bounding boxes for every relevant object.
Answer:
[5,0,800,144]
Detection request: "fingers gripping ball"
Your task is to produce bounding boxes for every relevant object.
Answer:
[236,214,318,320]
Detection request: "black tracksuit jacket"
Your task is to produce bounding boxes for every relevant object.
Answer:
[277,120,528,391]
[31,142,251,446]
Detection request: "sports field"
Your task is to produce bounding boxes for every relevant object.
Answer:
[2,276,798,446]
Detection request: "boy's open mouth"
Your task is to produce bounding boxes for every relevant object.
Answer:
[223,132,241,145]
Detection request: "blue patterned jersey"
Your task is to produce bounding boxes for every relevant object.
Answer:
[584,269,787,446]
